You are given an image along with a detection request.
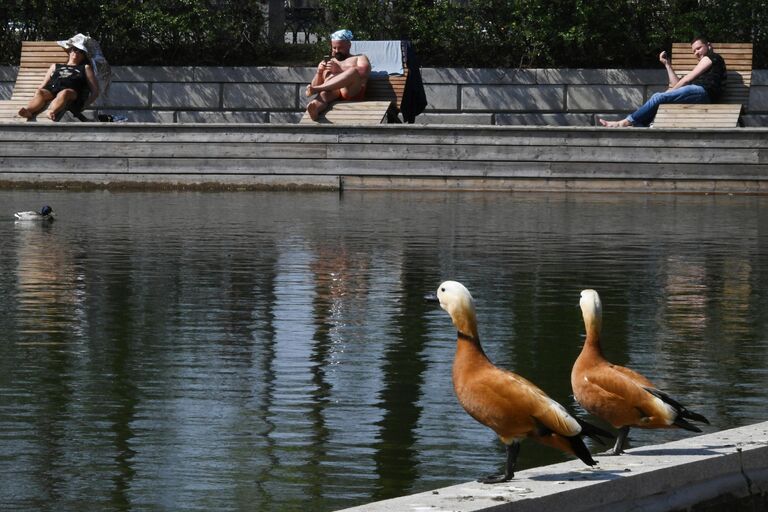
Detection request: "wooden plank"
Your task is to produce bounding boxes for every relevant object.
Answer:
[671,42,753,73]
[0,142,329,159]
[300,100,394,125]
[3,154,766,180]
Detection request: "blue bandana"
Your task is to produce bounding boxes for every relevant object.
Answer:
[330,29,353,41]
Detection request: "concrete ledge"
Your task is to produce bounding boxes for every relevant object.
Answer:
[102,83,151,108]
[749,87,768,110]
[538,68,667,85]
[568,85,644,111]
[0,66,17,81]
[176,111,269,123]
[752,70,768,85]
[223,83,296,109]
[495,113,594,126]
[338,421,768,512]
[152,83,220,109]
[421,68,538,85]
[415,113,494,125]
[424,84,459,110]
[462,85,564,112]
[111,66,195,82]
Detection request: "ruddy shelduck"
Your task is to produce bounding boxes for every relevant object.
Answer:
[572,289,710,455]
[429,280,612,483]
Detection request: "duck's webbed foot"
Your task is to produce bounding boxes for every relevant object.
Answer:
[477,441,520,484]
[478,472,513,484]
[599,426,629,455]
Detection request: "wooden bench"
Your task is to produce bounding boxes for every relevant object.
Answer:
[300,41,409,125]
[653,42,752,128]
[0,41,90,123]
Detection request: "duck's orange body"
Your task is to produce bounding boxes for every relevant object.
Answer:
[571,289,709,454]
[453,333,581,456]
[432,281,611,482]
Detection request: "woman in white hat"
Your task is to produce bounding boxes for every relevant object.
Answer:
[18,39,100,121]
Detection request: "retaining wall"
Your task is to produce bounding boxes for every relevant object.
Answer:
[337,421,768,512]
[1,66,767,126]
[1,123,767,194]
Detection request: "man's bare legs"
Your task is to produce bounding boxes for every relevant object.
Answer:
[306,89,341,121]
[306,67,363,97]
[598,118,632,127]
[18,88,54,119]
[305,68,366,120]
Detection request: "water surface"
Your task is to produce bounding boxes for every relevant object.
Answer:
[1,190,766,511]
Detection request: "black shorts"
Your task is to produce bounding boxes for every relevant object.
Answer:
[42,80,88,111]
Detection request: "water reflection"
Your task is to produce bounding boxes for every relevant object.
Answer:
[14,221,84,339]
[0,190,766,512]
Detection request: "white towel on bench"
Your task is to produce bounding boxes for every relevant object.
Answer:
[350,40,403,76]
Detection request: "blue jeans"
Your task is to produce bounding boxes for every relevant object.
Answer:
[627,85,710,126]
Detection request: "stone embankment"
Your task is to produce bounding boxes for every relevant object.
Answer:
[338,421,768,512]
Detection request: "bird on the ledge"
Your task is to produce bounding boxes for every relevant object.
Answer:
[14,205,55,221]
[571,289,710,455]
[427,280,612,483]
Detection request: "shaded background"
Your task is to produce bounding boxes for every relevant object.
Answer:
[1,0,766,67]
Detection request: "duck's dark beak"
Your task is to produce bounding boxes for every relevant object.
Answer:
[424,292,438,304]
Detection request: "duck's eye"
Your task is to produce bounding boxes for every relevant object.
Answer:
[441,287,445,292]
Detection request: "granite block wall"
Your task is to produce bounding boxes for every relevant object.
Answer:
[1,65,766,125]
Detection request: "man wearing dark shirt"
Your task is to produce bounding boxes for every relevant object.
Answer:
[600,37,727,127]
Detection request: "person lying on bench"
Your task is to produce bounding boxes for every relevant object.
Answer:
[18,39,99,121]
[599,37,726,127]
[305,29,371,121]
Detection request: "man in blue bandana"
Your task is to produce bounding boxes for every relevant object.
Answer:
[305,29,371,121]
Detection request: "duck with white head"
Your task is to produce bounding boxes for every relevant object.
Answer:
[427,280,612,483]
[572,289,710,455]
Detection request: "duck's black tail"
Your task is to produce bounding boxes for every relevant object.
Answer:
[576,417,615,445]
[644,387,710,432]
[567,433,597,466]
[566,418,615,467]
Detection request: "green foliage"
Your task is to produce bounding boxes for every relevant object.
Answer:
[0,0,765,67]
[0,0,267,65]
[317,0,767,68]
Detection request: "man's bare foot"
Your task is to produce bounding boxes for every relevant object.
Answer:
[47,110,58,121]
[18,107,32,119]
[306,100,324,121]
[598,118,631,127]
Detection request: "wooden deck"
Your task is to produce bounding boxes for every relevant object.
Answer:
[0,123,767,193]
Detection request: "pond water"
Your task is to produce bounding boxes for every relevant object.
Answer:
[1,189,766,512]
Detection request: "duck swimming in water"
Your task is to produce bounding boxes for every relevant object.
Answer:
[428,280,612,483]
[14,205,54,221]
[571,289,710,455]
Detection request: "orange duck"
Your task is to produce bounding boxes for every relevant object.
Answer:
[572,289,710,455]
[429,281,612,483]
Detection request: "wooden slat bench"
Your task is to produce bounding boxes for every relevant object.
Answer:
[0,41,72,122]
[653,42,752,128]
[300,41,409,125]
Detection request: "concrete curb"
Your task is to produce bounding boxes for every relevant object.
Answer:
[337,421,768,512]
